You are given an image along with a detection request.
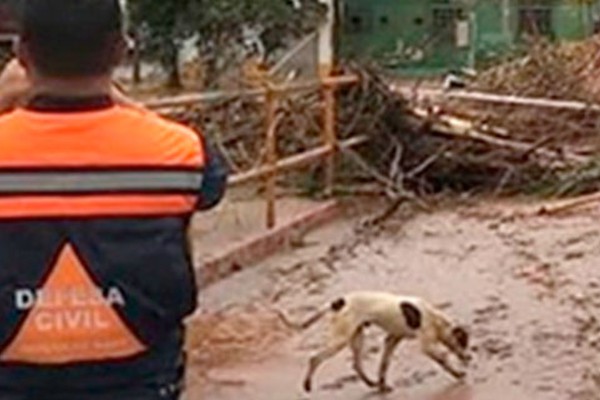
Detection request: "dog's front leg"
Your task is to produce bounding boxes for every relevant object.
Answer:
[350,327,377,388]
[377,335,402,392]
[422,342,466,380]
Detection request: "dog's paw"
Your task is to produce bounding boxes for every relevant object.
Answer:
[453,370,467,380]
[362,378,378,388]
[377,383,394,393]
[303,379,312,392]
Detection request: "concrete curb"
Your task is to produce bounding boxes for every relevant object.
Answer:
[197,200,340,287]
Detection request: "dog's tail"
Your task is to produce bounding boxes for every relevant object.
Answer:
[274,307,329,331]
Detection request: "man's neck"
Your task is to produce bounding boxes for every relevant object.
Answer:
[30,75,113,98]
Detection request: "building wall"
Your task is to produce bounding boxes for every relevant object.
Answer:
[552,2,593,40]
[340,0,472,74]
[474,0,513,63]
[339,0,600,75]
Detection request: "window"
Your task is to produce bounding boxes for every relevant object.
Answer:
[431,5,465,41]
[343,5,373,33]
[350,16,363,30]
[518,5,553,37]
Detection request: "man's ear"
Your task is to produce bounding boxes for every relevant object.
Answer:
[452,326,469,349]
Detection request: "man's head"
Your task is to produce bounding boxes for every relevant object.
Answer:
[17,0,125,79]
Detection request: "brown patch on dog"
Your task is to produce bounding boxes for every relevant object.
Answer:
[331,298,346,312]
[452,326,469,349]
[400,302,422,330]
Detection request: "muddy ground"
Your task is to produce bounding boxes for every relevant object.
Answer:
[185,199,600,400]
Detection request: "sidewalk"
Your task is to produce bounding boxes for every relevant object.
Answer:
[188,193,340,285]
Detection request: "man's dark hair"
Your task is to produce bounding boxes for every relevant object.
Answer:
[18,0,123,78]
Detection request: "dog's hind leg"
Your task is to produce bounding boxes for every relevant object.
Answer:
[377,335,402,392]
[350,327,377,388]
[303,339,348,392]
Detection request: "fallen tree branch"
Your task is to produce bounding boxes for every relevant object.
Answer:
[538,191,600,215]
[410,106,587,166]
[339,146,429,211]
[365,197,407,227]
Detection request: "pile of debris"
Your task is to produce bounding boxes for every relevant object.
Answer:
[159,48,600,199]
[337,67,583,196]
[429,37,600,195]
[447,37,600,150]
[473,36,600,101]
[165,90,324,176]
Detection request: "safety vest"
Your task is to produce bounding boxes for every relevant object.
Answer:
[0,99,203,370]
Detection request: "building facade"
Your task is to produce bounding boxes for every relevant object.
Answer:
[339,0,600,75]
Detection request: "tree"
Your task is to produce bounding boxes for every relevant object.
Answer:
[127,0,326,88]
[128,0,194,88]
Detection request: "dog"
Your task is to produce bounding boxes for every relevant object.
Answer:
[277,291,471,393]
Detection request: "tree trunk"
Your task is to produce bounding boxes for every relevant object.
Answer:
[132,38,142,85]
[165,40,182,89]
[203,57,218,89]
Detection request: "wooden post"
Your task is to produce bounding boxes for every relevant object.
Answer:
[265,88,278,229]
[318,0,337,197]
[323,83,337,197]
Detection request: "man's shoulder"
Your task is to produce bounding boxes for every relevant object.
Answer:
[0,109,28,128]
[116,106,201,142]
[115,106,205,161]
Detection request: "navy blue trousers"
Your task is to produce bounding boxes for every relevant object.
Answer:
[0,380,182,400]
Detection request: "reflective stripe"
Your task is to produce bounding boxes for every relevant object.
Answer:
[0,170,203,194]
[0,195,197,218]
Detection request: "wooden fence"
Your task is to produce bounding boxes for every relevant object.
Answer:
[144,75,365,229]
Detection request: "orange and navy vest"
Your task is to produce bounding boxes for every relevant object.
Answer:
[0,95,225,390]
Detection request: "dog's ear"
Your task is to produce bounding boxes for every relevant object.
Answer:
[452,326,469,349]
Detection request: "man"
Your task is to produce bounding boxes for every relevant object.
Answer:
[0,1,227,399]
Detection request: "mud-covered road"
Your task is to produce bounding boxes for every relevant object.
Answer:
[186,200,600,400]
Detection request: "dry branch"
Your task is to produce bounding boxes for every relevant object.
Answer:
[538,191,600,215]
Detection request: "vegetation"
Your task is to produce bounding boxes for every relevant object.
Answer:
[127,0,326,88]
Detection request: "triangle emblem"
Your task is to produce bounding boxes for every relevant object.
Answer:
[1,243,145,364]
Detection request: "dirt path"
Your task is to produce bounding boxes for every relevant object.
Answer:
[186,200,600,400]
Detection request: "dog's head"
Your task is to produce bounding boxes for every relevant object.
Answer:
[443,325,471,364]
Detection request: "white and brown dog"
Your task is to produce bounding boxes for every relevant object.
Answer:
[278,291,471,393]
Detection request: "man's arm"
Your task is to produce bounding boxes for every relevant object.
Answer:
[197,138,229,211]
